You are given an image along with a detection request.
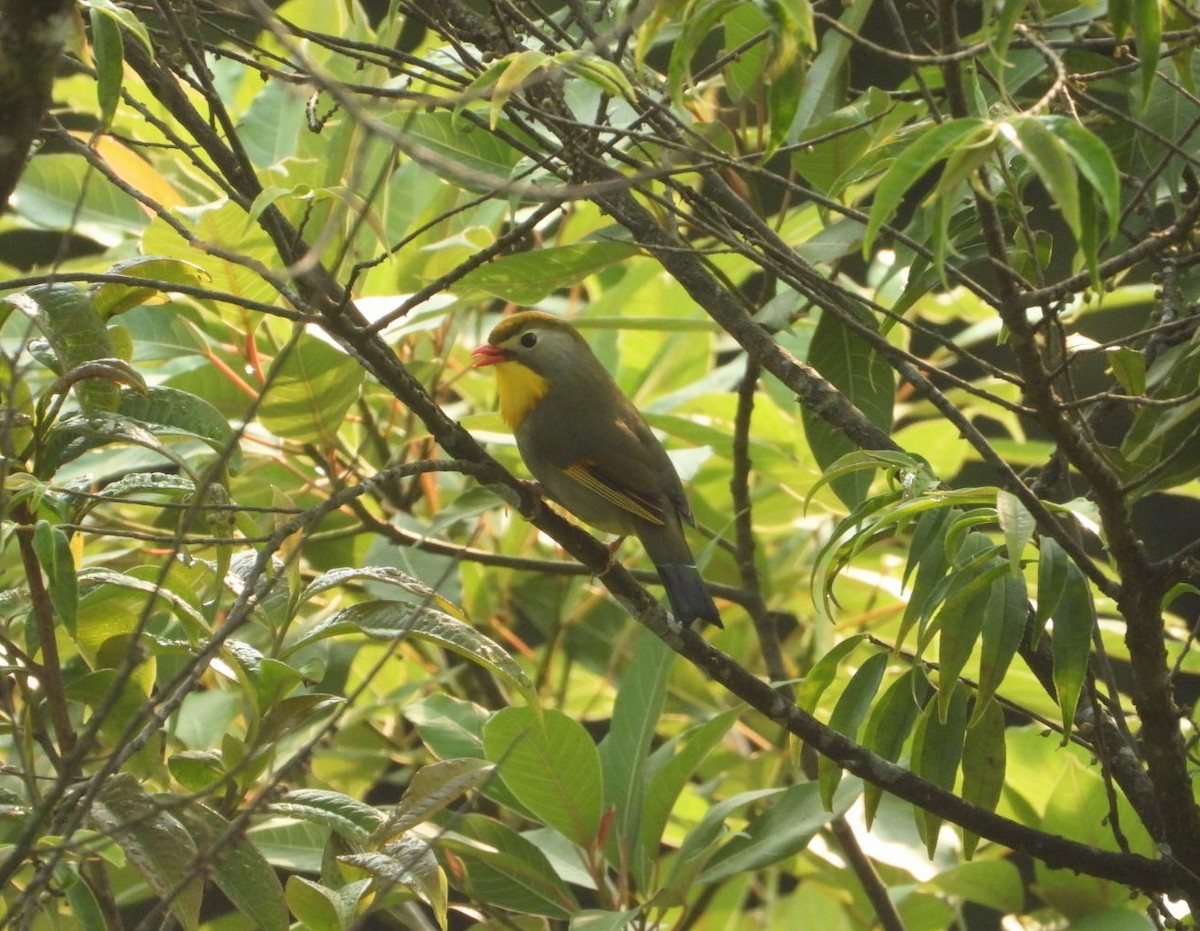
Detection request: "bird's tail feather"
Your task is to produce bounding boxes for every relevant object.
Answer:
[656,563,722,628]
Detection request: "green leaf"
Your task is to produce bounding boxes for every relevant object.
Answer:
[559,51,637,101]
[899,506,954,649]
[757,0,815,74]
[168,750,227,794]
[818,652,888,807]
[32,520,78,631]
[801,305,895,508]
[442,814,578,918]
[88,775,203,931]
[1051,560,1095,737]
[41,380,239,479]
[12,154,148,245]
[55,864,108,931]
[722,2,769,102]
[960,698,1007,858]
[797,634,869,712]
[299,566,464,620]
[1035,537,1071,633]
[86,0,154,56]
[788,0,875,139]
[1133,0,1162,105]
[13,283,120,412]
[698,779,860,883]
[340,836,447,925]
[177,804,289,931]
[1006,116,1081,239]
[389,111,535,191]
[269,789,385,844]
[75,566,209,647]
[482,707,603,847]
[403,693,489,761]
[995,489,1034,572]
[378,758,496,840]
[89,7,124,130]
[598,632,673,887]
[640,707,740,870]
[768,74,807,162]
[490,50,549,128]
[863,118,989,254]
[284,601,533,698]
[285,876,368,931]
[930,859,1024,913]
[990,0,1031,66]
[457,242,640,304]
[141,200,276,304]
[259,332,365,444]
[116,385,242,472]
[974,571,1027,721]
[1110,0,1131,39]
[1038,116,1121,238]
[256,693,342,747]
[659,787,781,902]
[669,0,740,109]
[91,256,212,318]
[931,534,1005,715]
[861,669,932,826]
[911,682,969,856]
[1106,347,1146,396]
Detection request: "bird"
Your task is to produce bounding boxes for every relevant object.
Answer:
[472,311,722,628]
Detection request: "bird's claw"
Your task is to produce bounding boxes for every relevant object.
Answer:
[595,535,626,577]
[518,480,547,519]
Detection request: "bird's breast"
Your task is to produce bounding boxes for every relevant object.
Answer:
[493,361,549,430]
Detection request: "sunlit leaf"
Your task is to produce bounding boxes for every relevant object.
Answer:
[818,651,887,807]
[483,707,603,847]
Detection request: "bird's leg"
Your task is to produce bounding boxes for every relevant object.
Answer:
[598,536,627,576]
[518,480,547,519]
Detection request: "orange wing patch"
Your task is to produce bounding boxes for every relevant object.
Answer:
[563,460,666,525]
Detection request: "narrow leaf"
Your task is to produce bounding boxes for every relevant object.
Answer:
[995,489,1034,572]
[961,698,1007,859]
[802,305,895,508]
[911,683,969,857]
[974,572,1027,722]
[861,669,932,826]
[797,634,868,712]
[1007,117,1080,239]
[1039,116,1121,237]
[1133,0,1162,105]
[863,118,988,253]
[599,633,673,887]
[698,780,860,882]
[89,7,124,130]
[819,652,888,807]
[1051,562,1095,737]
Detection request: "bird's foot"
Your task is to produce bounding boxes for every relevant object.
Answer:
[594,535,626,577]
[518,480,547,519]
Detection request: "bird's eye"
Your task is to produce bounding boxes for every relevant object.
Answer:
[520,332,538,349]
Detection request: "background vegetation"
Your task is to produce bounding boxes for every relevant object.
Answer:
[1,0,1198,927]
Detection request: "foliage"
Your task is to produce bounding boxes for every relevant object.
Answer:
[0,0,1198,928]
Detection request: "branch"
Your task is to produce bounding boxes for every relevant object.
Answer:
[0,0,75,210]
[663,625,1197,901]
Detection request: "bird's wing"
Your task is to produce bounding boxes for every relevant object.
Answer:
[561,458,667,526]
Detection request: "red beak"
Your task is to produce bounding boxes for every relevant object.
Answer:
[471,344,511,368]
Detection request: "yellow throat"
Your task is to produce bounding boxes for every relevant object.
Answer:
[493,360,549,430]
